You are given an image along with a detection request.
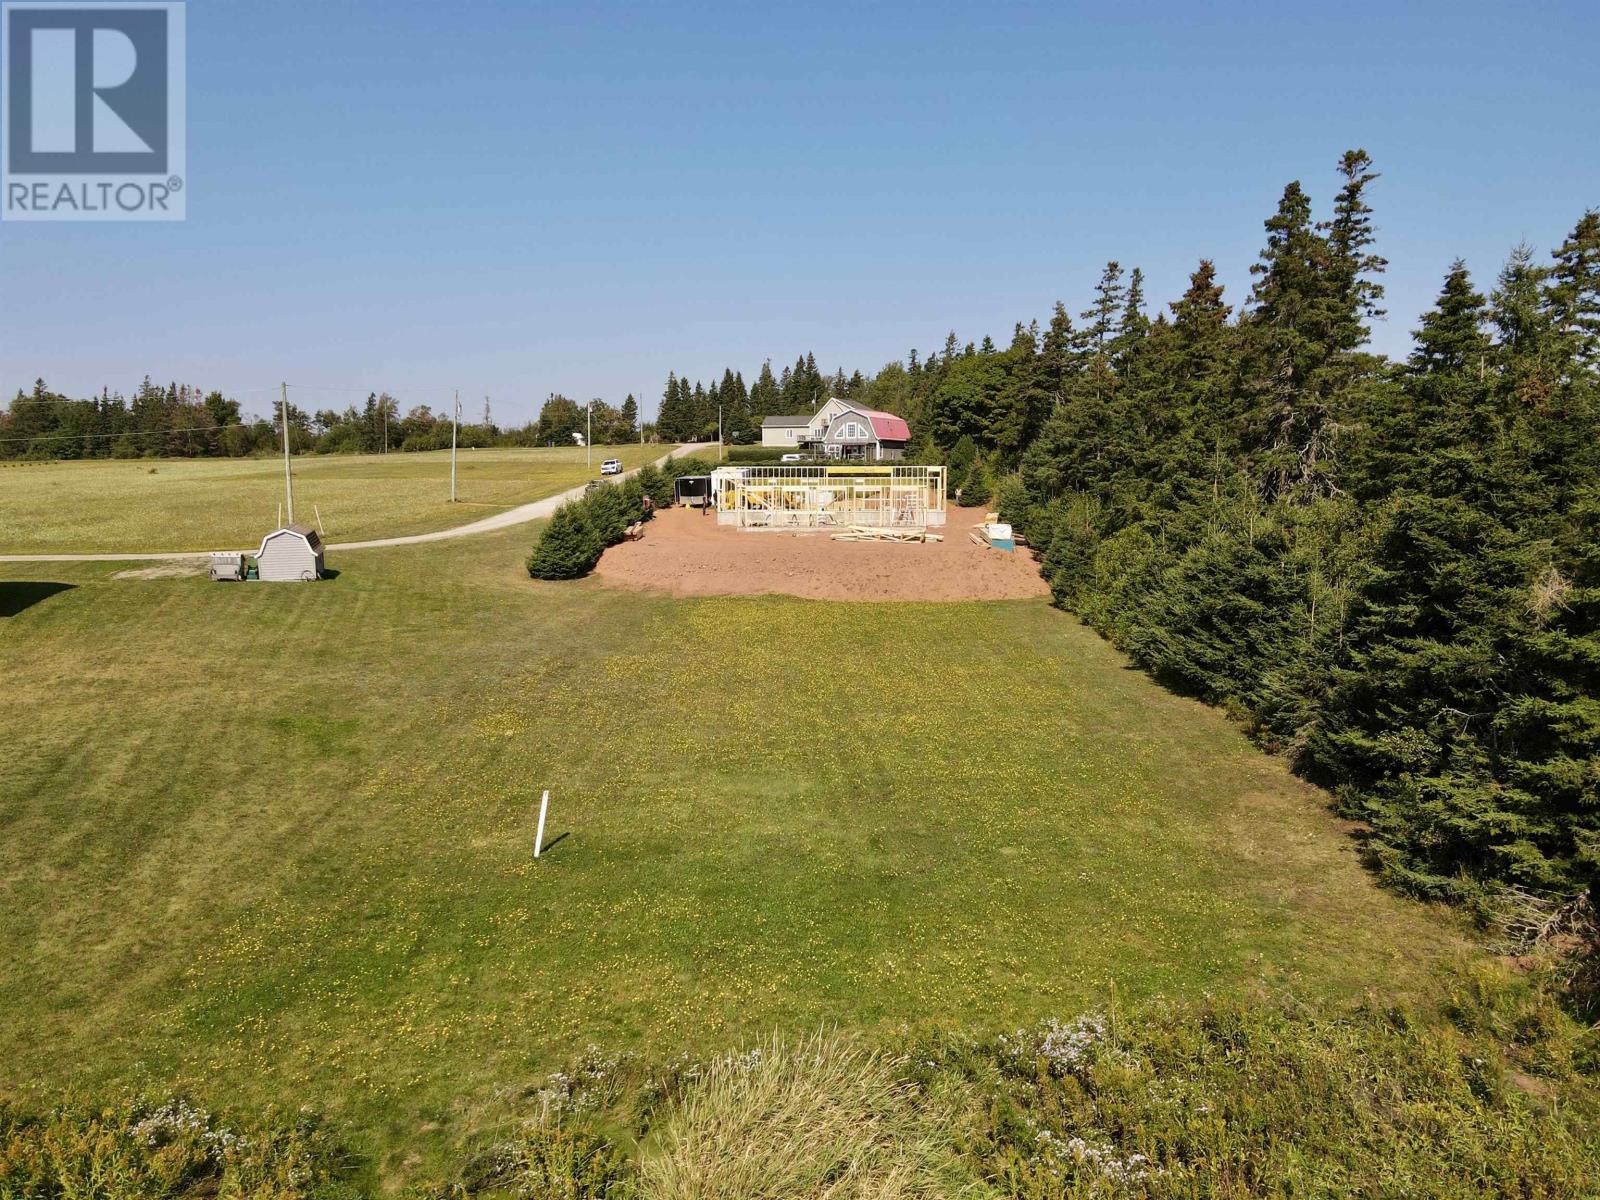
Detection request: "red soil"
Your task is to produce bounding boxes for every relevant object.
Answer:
[593,505,1051,603]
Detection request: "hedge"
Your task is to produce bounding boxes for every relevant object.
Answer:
[526,475,650,581]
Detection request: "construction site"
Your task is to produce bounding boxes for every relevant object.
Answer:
[710,464,947,533]
[593,501,1048,602]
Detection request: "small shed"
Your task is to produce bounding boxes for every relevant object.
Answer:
[254,524,324,582]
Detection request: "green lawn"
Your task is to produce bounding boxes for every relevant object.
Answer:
[0,524,1468,1189]
[0,444,674,553]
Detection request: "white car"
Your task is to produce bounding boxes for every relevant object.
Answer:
[600,458,623,475]
[780,453,805,463]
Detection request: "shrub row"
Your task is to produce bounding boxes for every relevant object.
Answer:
[526,471,656,581]
[525,457,723,581]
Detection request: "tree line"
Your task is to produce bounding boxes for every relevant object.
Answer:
[896,151,1595,923]
[0,382,650,460]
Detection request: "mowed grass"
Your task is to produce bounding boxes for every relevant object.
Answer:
[0,444,672,553]
[0,526,1468,1188]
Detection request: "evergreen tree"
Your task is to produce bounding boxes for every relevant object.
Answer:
[749,360,780,419]
[718,368,751,442]
[1080,262,1125,355]
[1039,301,1080,409]
[1324,148,1388,352]
[655,373,686,441]
[527,501,604,580]
[1547,210,1600,371]
[1241,159,1384,502]
[1114,266,1150,355]
[690,380,710,439]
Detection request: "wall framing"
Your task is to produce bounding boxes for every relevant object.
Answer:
[710,464,947,530]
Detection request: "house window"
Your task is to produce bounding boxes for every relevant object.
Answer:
[836,421,868,440]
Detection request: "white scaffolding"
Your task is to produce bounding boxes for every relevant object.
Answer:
[711,464,947,530]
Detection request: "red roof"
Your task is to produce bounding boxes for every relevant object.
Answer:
[861,409,909,442]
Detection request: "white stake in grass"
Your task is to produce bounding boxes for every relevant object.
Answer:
[534,789,550,858]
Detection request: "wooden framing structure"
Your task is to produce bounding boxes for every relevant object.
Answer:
[710,464,947,531]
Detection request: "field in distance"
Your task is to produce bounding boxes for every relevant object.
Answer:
[0,444,674,554]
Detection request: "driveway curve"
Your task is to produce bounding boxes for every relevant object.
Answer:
[0,443,717,563]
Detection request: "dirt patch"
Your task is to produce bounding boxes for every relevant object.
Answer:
[594,506,1051,602]
[113,562,205,580]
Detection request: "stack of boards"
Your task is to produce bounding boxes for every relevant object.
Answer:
[830,525,944,543]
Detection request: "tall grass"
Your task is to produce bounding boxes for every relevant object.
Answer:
[638,1034,971,1200]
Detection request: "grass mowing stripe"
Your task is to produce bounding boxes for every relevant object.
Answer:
[0,523,1467,1187]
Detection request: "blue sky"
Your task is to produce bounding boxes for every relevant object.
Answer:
[2,0,1597,425]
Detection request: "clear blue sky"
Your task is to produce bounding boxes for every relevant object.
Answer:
[3,0,1597,425]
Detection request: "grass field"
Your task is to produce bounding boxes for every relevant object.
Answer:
[0,522,1469,1189]
[0,444,674,553]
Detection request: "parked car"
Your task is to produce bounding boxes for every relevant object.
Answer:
[780,453,805,463]
[600,458,623,475]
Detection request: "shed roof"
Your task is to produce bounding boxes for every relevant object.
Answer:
[760,413,813,428]
[256,524,323,556]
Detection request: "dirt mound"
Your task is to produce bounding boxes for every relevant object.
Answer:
[593,506,1051,602]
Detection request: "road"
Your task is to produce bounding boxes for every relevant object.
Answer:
[0,443,717,564]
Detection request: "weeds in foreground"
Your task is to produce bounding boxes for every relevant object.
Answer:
[8,967,1599,1199]
[446,965,1598,1199]
[0,1096,356,1199]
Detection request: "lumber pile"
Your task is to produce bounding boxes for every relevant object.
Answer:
[830,525,942,543]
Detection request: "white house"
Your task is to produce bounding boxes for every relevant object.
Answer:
[759,398,910,461]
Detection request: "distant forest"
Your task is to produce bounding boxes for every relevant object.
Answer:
[0,381,649,458]
[7,150,1597,928]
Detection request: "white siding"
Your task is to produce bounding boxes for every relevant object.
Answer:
[257,532,320,581]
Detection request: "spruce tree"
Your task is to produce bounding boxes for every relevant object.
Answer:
[1080,263,1125,353]
[656,372,684,441]
[1114,266,1151,354]
[1040,301,1079,408]
[1547,210,1600,371]
[527,502,604,579]
[1325,149,1388,352]
[1244,169,1379,501]
[749,360,780,419]
[690,380,710,439]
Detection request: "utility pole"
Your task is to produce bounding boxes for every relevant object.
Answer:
[717,402,723,461]
[382,396,388,454]
[586,401,592,469]
[450,388,459,502]
[483,395,491,429]
[280,381,295,525]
